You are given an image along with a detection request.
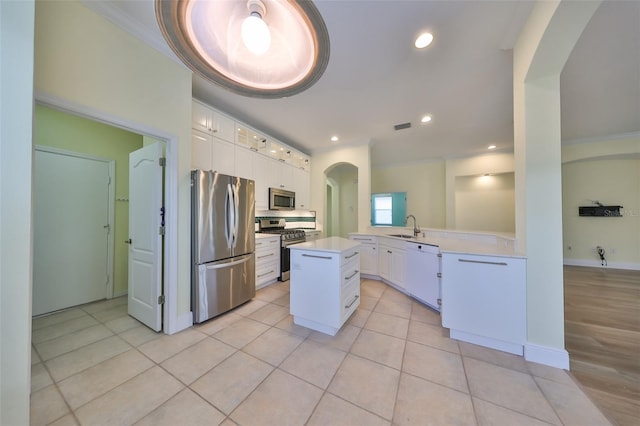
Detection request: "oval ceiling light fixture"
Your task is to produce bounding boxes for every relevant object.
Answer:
[156,0,330,99]
[415,32,434,49]
[420,115,432,123]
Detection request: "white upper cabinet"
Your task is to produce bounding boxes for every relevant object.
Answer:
[191,130,213,171]
[292,167,310,210]
[236,125,268,153]
[192,100,235,143]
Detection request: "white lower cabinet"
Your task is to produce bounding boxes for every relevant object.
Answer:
[378,237,406,290]
[440,252,526,355]
[255,235,280,289]
[290,240,360,335]
[349,235,378,275]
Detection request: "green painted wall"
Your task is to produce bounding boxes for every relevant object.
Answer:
[34,104,143,296]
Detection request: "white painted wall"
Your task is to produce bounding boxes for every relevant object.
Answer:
[328,164,358,238]
[372,161,446,229]
[562,156,639,269]
[454,173,515,233]
[1,1,35,423]
[445,153,514,229]
[514,0,601,368]
[311,144,371,234]
[34,1,193,332]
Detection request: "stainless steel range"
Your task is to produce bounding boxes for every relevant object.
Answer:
[258,219,306,281]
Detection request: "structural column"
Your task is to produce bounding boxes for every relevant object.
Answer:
[514,0,601,368]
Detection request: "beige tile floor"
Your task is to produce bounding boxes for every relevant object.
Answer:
[31,279,614,426]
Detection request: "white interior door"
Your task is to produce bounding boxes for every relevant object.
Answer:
[33,148,113,316]
[128,142,164,331]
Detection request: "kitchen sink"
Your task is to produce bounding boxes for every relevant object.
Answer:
[388,233,415,239]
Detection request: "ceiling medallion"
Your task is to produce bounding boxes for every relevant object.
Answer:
[156,0,330,99]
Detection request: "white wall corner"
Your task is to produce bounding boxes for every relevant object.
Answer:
[166,311,194,335]
[524,342,570,370]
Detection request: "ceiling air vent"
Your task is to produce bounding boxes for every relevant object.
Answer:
[394,122,412,131]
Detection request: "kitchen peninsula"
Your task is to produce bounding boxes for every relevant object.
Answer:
[289,237,361,336]
[350,229,527,356]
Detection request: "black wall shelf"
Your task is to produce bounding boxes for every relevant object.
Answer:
[578,206,623,217]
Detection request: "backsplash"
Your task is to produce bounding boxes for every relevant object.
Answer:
[255,210,316,230]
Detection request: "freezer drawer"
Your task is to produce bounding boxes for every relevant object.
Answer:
[193,253,255,323]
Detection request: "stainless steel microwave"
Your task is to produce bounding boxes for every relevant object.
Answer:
[269,188,295,210]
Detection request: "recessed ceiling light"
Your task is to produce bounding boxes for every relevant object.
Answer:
[330,136,339,142]
[420,115,432,123]
[488,145,497,150]
[415,32,434,49]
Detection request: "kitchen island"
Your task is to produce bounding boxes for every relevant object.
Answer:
[289,237,361,336]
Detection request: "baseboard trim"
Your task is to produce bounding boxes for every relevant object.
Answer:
[112,290,128,298]
[524,342,570,370]
[564,259,640,271]
[449,330,524,356]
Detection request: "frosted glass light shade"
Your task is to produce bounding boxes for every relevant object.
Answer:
[155,0,330,98]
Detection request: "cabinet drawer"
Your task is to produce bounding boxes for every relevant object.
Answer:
[341,262,360,289]
[341,278,360,321]
[256,249,278,266]
[256,262,279,286]
[341,248,360,264]
[349,235,377,244]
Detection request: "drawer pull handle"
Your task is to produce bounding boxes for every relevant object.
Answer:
[344,252,359,259]
[344,270,359,280]
[344,295,359,309]
[257,253,274,259]
[302,254,332,260]
[257,270,274,278]
[352,238,370,241]
[458,258,508,266]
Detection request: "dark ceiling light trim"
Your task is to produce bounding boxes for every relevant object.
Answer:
[155,0,330,99]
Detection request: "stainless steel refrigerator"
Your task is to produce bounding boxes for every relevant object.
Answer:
[191,170,256,323]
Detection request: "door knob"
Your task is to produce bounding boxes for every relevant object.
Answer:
[125,239,132,244]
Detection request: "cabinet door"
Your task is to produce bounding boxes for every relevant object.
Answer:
[253,154,270,210]
[192,101,212,133]
[390,249,406,289]
[293,167,310,210]
[211,138,235,176]
[212,113,235,143]
[360,244,378,275]
[378,245,391,281]
[234,145,254,181]
[191,131,212,171]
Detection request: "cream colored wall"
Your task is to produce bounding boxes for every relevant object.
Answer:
[562,138,640,268]
[445,153,514,229]
[311,144,371,234]
[335,165,359,238]
[34,1,193,331]
[454,173,515,233]
[1,1,35,423]
[372,161,445,229]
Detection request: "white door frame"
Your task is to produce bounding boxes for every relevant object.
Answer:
[36,92,180,334]
[34,145,116,301]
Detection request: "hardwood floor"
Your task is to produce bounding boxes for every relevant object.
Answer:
[564,265,640,426]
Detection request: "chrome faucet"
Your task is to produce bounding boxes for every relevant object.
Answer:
[405,214,420,237]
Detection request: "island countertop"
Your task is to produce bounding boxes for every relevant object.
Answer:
[290,236,361,253]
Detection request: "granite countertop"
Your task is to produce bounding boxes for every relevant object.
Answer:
[290,236,361,253]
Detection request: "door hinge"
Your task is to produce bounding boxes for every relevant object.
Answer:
[159,157,166,167]
[158,295,165,305]
[159,226,165,236]
[437,253,442,258]
[437,298,442,306]
[437,272,442,278]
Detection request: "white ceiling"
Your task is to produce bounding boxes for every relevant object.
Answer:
[83,0,639,167]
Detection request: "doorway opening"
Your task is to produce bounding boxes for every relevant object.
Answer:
[325,163,359,238]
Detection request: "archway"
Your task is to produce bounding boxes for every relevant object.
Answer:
[325,163,358,238]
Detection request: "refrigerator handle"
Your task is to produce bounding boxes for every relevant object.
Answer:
[232,183,240,249]
[225,183,233,248]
